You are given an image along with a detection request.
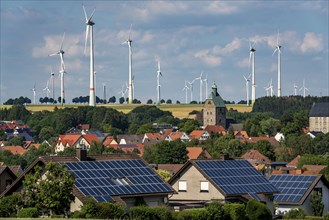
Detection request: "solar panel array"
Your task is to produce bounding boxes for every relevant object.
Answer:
[269,174,317,203]
[194,160,278,196]
[63,159,173,202]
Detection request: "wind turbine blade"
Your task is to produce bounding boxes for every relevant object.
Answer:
[243,75,247,81]
[128,24,132,40]
[60,32,65,51]
[249,41,252,50]
[89,8,96,21]
[272,48,277,56]
[48,53,58,57]
[252,41,256,48]
[82,4,88,22]
[249,51,252,67]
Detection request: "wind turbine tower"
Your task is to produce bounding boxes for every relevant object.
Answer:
[195,72,203,103]
[203,74,208,99]
[122,24,133,104]
[156,57,162,104]
[43,81,51,99]
[49,32,66,105]
[103,83,106,104]
[83,4,96,107]
[299,79,309,98]
[249,42,256,104]
[50,66,55,103]
[182,81,189,104]
[31,85,36,104]
[273,32,282,97]
[243,74,251,106]
[187,79,195,102]
[293,83,298,96]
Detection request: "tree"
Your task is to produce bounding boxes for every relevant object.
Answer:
[166,99,172,104]
[0,130,7,141]
[119,97,125,104]
[179,119,200,134]
[160,99,165,104]
[147,99,153,104]
[155,169,172,182]
[136,123,154,134]
[260,118,281,136]
[22,163,75,216]
[6,136,24,146]
[38,126,55,142]
[0,194,23,217]
[89,141,104,155]
[310,191,324,216]
[253,140,275,161]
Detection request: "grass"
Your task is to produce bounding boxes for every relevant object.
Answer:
[0,103,252,119]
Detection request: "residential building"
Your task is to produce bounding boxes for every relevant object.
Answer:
[55,134,99,153]
[189,130,209,141]
[0,145,27,155]
[203,83,227,128]
[165,131,190,142]
[116,134,144,145]
[269,174,329,215]
[204,125,226,136]
[1,151,175,212]
[241,149,271,172]
[168,159,278,213]
[186,147,212,160]
[0,166,17,194]
[309,102,329,133]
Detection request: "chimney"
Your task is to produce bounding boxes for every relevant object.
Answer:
[76,148,87,161]
[76,140,87,161]
[221,153,230,160]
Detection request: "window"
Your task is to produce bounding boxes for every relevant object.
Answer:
[112,178,129,186]
[178,180,187,192]
[200,181,209,192]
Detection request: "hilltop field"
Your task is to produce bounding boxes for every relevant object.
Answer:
[0,104,252,119]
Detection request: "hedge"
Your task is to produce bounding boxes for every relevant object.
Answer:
[130,206,172,220]
[173,208,208,220]
[17,207,39,218]
[246,199,272,220]
[224,203,246,220]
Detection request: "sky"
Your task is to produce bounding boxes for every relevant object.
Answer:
[0,0,328,104]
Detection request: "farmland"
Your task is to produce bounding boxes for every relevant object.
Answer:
[0,104,252,119]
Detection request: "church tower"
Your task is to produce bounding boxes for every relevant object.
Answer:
[203,82,227,128]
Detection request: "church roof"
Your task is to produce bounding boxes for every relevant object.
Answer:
[206,82,226,108]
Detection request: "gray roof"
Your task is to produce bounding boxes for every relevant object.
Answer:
[309,102,329,117]
[205,83,226,108]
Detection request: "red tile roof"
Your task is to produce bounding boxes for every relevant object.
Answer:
[189,130,206,140]
[58,134,81,147]
[83,134,99,145]
[286,155,301,168]
[303,165,327,174]
[204,125,226,134]
[241,149,271,164]
[0,146,27,155]
[103,136,118,146]
[247,137,279,147]
[168,132,185,140]
[145,133,164,140]
[186,147,212,160]
[234,131,249,139]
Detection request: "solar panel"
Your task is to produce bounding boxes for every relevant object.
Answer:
[269,174,317,203]
[194,160,278,196]
[63,159,172,202]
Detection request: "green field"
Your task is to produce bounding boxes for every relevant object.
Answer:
[0,103,252,119]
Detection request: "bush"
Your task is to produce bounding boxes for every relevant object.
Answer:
[17,207,39,218]
[95,202,125,219]
[324,212,329,220]
[224,203,245,220]
[283,208,305,219]
[0,194,23,217]
[246,199,272,220]
[206,202,226,220]
[130,206,172,220]
[174,208,208,220]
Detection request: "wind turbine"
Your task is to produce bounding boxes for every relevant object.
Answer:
[272,31,282,97]
[31,84,36,104]
[49,32,66,105]
[43,80,51,99]
[103,83,106,104]
[122,24,133,104]
[264,79,274,97]
[118,84,126,98]
[187,79,195,102]
[243,73,251,106]
[83,4,96,107]
[203,74,208,99]
[293,83,298,96]
[299,79,309,98]
[155,56,162,104]
[132,75,135,100]
[182,80,189,104]
[249,41,256,105]
[195,72,203,103]
[50,66,55,103]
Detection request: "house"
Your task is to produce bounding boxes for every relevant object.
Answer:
[116,134,144,145]
[274,132,285,142]
[302,165,327,174]
[1,151,175,212]
[204,125,226,136]
[118,144,144,156]
[55,134,99,153]
[0,166,17,194]
[309,102,329,133]
[186,147,212,160]
[102,136,118,148]
[233,130,249,139]
[269,174,329,215]
[286,155,301,169]
[165,132,190,142]
[168,159,278,213]
[203,82,227,128]
[142,133,164,143]
[247,136,280,148]
[189,130,209,141]
[0,145,27,155]
[240,149,271,171]
[156,164,185,176]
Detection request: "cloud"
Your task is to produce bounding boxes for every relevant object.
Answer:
[300,32,323,53]
[213,38,243,55]
[32,33,83,58]
[194,50,222,67]
[203,1,239,15]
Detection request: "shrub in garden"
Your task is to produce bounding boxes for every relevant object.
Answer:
[17,207,39,218]
[174,208,208,220]
[224,203,245,220]
[206,202,226,220]
[246,199,272,220]
[95,202,125,219]
[283,208,305,219]
[130,206,172,220]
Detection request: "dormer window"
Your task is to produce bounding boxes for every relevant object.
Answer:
[112,177,130,186]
